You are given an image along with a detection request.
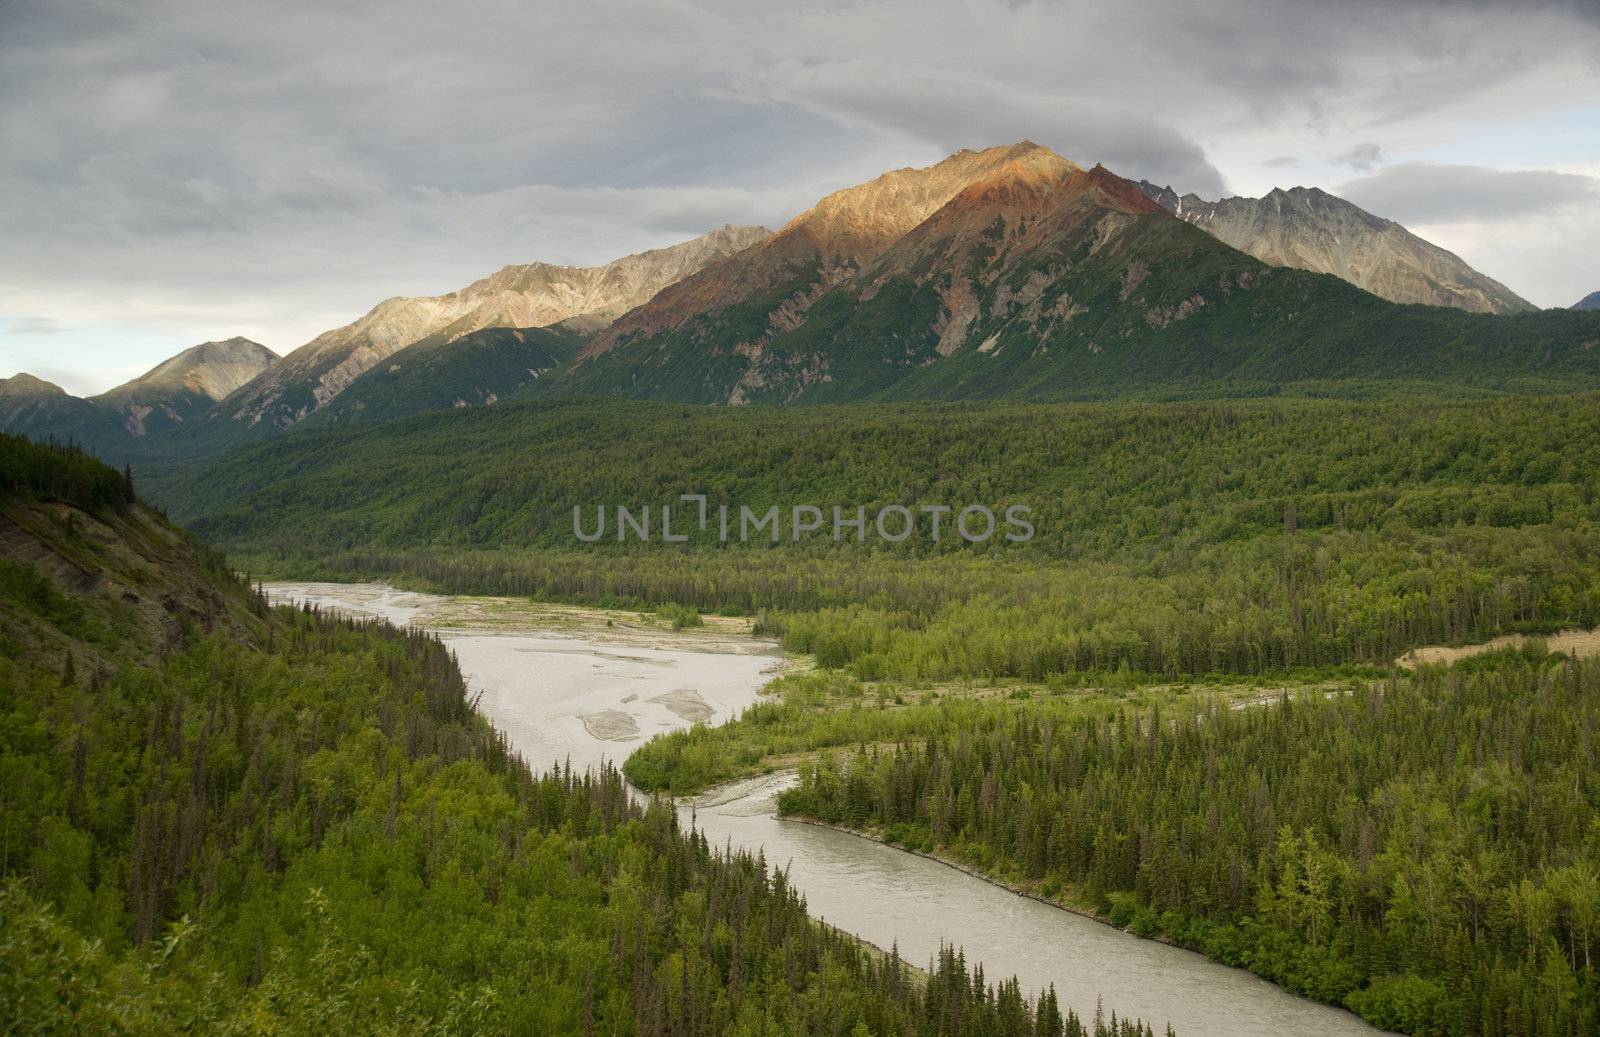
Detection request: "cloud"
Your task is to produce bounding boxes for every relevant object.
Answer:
[8,317,65,336]
[1331,142,1385,172]
[1339,162,1600,224]
[729,62,1226,197]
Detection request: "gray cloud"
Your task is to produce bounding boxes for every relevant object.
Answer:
[1340,162,1600,224]
[1332,143,1385,172]
[8,317,64,336]
[733,63,1226,196]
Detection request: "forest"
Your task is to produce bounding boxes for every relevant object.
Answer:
[144,394,1600,685]
[771,647,1600,1035]
[0,434,1162,1036]
[15,381,1600,1036]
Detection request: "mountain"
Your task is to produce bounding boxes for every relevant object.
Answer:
[1575,292,1600,311]
[0,372,130,453]
[542,144,1600,404]
[580,143,1083,371]
[204,224,770,444]
[1136,181,1534,314]
[0,338,277,458]
[299,324,586,428]
[91,336,277,436]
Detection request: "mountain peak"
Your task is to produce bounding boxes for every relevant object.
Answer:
[0,372,67,398]
[96,337,278,407]
[1078,164,1167,214]
[780,142,1082,257]
[1135,180,1534,314]
[1574,291,1600,311]
[584,143,1085,360]
[950,148,1083,207]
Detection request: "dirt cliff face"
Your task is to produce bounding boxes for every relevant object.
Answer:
[1137,181,1534,314]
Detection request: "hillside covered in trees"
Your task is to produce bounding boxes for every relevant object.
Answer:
[148,395,1600,683]
[0,433,1161,1036]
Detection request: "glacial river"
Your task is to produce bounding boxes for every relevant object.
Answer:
[265,582,1383,1037]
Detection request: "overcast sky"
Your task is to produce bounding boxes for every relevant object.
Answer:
[3,0,1598,395]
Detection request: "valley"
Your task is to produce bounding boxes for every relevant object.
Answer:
[259,580,1382,1037]
[9,0,1600,1029]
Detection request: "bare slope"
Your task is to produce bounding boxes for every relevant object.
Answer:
[92,337,278,436]
[1137,182,1534,314]
[207,224,770,441]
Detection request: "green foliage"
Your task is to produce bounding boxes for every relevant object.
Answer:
[0,432,134,510]
[778,655,1600,1034]
[0,597,1172,1034]
[655,601,704,629]
[149,394,1600,681]
[0,469,1165,1035]
[155,394,1600,558]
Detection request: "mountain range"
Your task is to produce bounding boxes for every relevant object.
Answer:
[193,223,769,446]
[547,143,1595,404]
[6,141,1599,459]
[1575,292,1600,311]
[0,337,278,457]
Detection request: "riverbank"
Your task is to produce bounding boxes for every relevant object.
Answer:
[265,580,1384,1036]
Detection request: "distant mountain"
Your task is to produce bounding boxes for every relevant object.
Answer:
[0,372,66,400]
[0,372,134,455]
[92,337,277,437]
[1575,292,1600,311]
[1,337,276,457]
[541,143,1600,404]
[204,225,770,445]
[300,324,586,429]
[1136,181,1534,314]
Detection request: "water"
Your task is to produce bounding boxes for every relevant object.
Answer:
[265,582,1384,1037]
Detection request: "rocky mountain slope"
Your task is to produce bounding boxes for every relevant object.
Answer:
[1136,182,1534,314]
[581,143,1082,367]
[205,224,769,444]
[0,433,267,670]
[92,336,277,436]
[543,143,1600,404]
[1575,292,1600,311]
[299,324,586,428]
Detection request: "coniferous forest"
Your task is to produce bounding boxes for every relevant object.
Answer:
[776,651,1600,1035]
[120,393,1600,1035]
[0,434,1159,1036]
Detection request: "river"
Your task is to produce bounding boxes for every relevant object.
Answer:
[265,581,1384,1037]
